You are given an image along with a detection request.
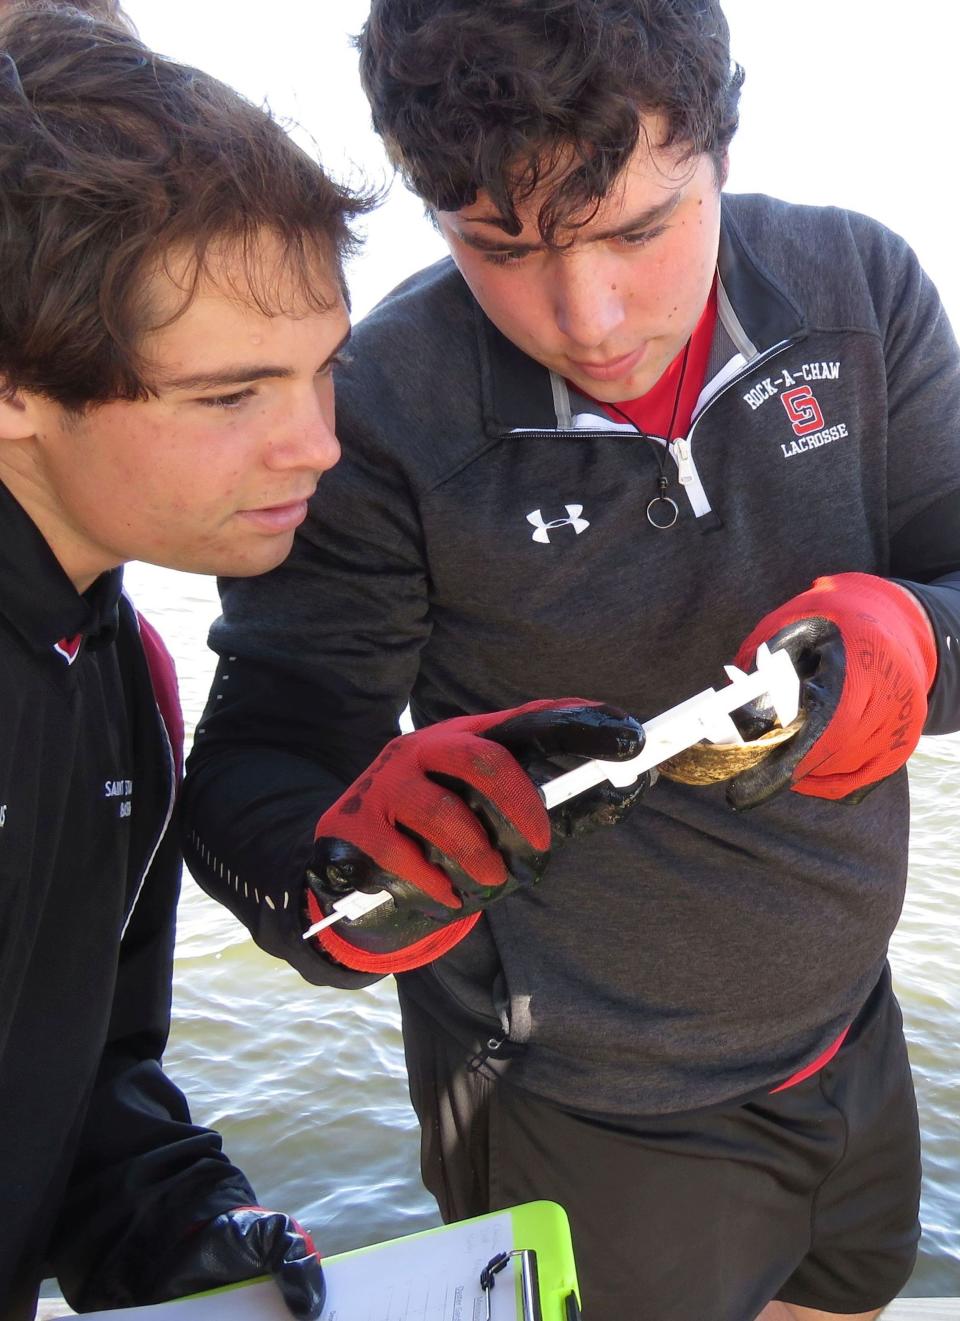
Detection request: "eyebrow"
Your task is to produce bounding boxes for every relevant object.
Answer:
[455,193,683,252]
[157,327,352,392]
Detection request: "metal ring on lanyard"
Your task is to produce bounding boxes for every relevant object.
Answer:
[646,494,680,529]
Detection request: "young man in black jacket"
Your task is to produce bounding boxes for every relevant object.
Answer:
[182,2,960,1318]
[0,9,373,1317]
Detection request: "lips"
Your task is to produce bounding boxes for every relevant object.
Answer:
[567,345,646,384]
[237,498,311,534]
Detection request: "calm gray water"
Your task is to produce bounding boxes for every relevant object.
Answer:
[127,561,960,1298]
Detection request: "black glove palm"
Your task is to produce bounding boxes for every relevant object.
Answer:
[155,1206,325,1319]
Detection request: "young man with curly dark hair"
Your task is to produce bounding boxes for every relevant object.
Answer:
[183,3,960,1318]
[0,7,376,1316]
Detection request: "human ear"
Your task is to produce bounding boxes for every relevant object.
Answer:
[0,383,38,442]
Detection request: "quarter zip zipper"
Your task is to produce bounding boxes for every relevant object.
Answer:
[505,333,803,524]
[685,335,802,450]
[672,437,695,486]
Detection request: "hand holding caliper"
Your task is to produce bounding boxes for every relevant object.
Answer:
[302,647,801,956]
[301,698,644,971]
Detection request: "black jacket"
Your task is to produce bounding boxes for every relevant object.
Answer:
[183,195,960,1116]
[0,483,253,1319]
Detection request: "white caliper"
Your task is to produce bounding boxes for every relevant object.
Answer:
[303,644,800,939]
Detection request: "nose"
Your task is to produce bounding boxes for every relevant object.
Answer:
[552,250,626,349]
[266,384,341,475]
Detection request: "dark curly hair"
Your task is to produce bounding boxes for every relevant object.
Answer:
[0,0,136,32]
[0,7,374,410]
[359,0,743,241]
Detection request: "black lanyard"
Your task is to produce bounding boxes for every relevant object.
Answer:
[607,338,691,530]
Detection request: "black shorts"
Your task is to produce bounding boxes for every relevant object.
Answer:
[401,965,920,1321]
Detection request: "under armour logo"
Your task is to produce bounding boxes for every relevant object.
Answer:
[526,504,590,544]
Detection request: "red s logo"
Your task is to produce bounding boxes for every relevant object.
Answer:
[781,386,825,436]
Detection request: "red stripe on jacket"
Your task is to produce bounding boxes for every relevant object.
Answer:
[136,610,185,783]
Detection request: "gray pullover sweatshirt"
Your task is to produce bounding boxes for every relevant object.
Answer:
[183,194,960,1116]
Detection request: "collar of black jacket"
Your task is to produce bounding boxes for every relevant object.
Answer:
[477,194,807,436]
[0,479,123,660]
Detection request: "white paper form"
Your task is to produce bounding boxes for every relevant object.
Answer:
[53,1211,521,1321]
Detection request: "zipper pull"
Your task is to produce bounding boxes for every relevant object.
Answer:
[672,437,695,486]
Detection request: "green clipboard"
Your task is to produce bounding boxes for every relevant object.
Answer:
[322,1199,580,1321]
[59,1200,580,1321]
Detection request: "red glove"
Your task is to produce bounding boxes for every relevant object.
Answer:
[728,573,936,807]
[306,699,645,973]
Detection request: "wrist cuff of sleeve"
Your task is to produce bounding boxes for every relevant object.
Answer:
[891,575,960,733]
[306,889,480,973]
